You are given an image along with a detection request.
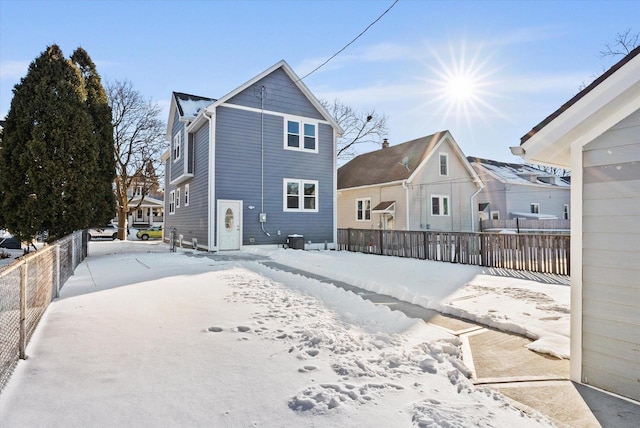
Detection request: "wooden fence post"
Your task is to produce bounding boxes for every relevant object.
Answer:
[55,244,61,299]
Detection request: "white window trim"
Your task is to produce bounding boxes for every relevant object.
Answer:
[563,204,569,220]
[173,132,182,162]
[439,152,449,176]
[283,178,319,212]
[169,190,175,215]
[531,203,540,214]
[431,194,450,216]
[283,116,319,154]
[355,198,371,221]
[490,210,500,220]
[176,187,181,208]
[185,184,190,207]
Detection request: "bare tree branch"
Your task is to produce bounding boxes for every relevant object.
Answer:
[321,99,388,161]
[599,29,639,58]
[107,80,165,239]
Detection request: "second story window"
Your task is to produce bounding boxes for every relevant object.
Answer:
[285,119,317,153]
[173,132,181,162]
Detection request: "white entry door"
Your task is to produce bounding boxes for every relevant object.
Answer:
[217,200,242,250]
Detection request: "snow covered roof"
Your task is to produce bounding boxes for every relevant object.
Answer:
[173,92,215,119]
[467,156,570,188]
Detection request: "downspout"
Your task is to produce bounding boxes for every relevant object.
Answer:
[469,186,482,232]
[403,180,410,230]
[259,86,270,237]
[204,110,216,251]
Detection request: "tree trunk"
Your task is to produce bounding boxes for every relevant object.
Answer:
[117,204,128,240]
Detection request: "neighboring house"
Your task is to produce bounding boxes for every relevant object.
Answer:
[337,132,484,232]
[126,186,164,228]
[513,46,640,402]
[163,60,341,251]
[467,157,571,222]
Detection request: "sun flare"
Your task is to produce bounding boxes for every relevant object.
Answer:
[422,41,501,126]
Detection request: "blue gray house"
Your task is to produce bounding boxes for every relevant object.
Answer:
[162,60,341,251]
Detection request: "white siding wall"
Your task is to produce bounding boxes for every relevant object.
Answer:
[409,141,478,231]
[581,108,640,401]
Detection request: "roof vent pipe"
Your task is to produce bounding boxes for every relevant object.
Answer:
[382,138,389,149]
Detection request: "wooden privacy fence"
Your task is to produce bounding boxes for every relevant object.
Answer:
[480,218,570,232]
[337,228,570,275]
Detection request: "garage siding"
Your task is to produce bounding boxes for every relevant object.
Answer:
[581,108,640,401]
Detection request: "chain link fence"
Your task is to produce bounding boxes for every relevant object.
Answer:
[0,230,87,392]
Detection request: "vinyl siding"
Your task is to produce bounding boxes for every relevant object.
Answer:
[505,186,570,219]
[170,111,184,181]
[580,108,640,401]
[214,105,334,246]
[337,184,406,230]
[225,68,325,120]
[408,141,478,231]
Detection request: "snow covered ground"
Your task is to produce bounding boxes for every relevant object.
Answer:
[0,241,568,427]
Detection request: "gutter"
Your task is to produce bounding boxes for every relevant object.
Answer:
[402,180,410,230]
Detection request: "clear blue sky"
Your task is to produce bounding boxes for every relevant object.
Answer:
[1,0,638,163]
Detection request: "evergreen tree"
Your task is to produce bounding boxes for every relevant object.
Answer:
[0,45,99,242]
[71,47,116,227]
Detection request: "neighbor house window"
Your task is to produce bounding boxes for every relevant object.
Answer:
[169,191,175,214]
[431,195,449,216]
[491,211,500,220]
[530,203,540,214]
[439,153,449,176]
[563,204,569,220]
[356,198,371,221]
[173,132,181,162]
[184,184,190,207]
[176,187,181,208]
[285,119,317,152]
[283,179,318,212]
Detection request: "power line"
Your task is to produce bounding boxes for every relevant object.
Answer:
[299,0,399,82]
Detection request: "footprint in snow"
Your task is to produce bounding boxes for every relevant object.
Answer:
[208,326,224,333]
[236,326,251,332]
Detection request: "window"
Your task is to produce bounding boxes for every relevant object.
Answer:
[184,184,190,207]
[491,211,500,220]
[176,187,181,208]
[439,153,449,176]
[530,203,540,214]
[173,132,181,162]
[356,198,371,221]
[285,119,317,152]
[563,204,569,220]
[431,195,450,216]
[169,191,175,214]
[283,179,318,212]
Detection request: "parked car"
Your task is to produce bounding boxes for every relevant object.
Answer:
[136,225,162,241]
[0,236,21,249]
[88,224,118,240]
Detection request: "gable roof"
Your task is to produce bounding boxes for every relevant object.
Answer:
[165,92,215,140]
[174,92,215,118]
[338,131,482,190]
[521,46,640,145]
[338,132,444,189]
[515,46,640,167]
[467,156,570,187]
[180,60,342,136]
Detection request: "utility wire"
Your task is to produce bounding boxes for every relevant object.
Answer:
[273,0,400,92]
[297,0,399,82]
